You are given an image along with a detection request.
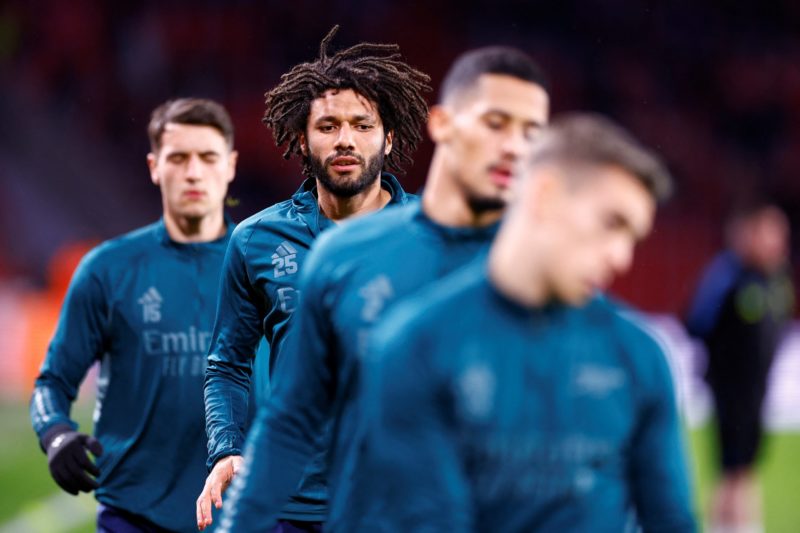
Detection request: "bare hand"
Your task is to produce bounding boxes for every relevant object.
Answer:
[196,455,243,531]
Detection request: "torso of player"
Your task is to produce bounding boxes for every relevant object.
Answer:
[321,203,497,367]
[246,222,310,335]
[92,226,229,441]
[431,288,659,528]
[237,176,408,360]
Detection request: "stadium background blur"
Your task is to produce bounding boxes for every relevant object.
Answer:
[0,1,798,531]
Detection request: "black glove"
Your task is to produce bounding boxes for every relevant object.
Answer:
[41,425,104,495]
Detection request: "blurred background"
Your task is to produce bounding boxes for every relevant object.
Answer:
[0,0,798,531]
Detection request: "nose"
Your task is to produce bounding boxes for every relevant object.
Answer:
[500,126,529,161]
[185,154,203,181]
[335,123,356,151]
[609,238,635,278]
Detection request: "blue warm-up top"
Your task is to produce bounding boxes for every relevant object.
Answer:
[204,174,410,520]
[31,218,233,532]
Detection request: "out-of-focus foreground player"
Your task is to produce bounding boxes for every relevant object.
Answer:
[687,202,793,532]
[361,115,697,532]
[30,98,237,532]
[216,46,550,532]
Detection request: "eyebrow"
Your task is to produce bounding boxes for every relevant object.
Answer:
[483,109,546,128]
[314,113,376,124]
[615,212,648,241]
[165,149,221,157]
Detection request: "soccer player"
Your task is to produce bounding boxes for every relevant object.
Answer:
[217,46,550,532]
[197,26,430,531]
[686,202,793,531]
[30,98,238,532]
[359,115,696,531]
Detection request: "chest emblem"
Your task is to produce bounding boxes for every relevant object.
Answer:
[138,287,163,323]
[358,275,394,322]
[272,241,299,278]
[456,362,496,422]
[573,364,626,397]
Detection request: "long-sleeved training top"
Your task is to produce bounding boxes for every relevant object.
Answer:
[203,174,410,520]
[356,260,697,532]
[31,218,233,533]
[217,200,498,532]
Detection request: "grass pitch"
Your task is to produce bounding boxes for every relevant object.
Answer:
[2,402,799,531]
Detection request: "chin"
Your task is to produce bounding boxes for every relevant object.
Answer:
[176,208,209,220]
[561,290,591,307]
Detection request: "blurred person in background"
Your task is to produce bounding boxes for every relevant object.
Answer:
[30,98,238,532]
[356,115,695,531]
[687,201,794,532]
[216,46,550,532]
[197,26,430,532]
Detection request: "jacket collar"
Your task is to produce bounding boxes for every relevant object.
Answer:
[290,173,412,236]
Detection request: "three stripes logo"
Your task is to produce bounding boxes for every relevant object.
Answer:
[138,287,163,323]
[272,241,299,278]
[358,275,394,322]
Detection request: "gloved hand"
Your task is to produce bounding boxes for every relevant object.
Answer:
[41,425,104,495]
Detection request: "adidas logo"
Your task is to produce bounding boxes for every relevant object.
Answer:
[272,241,299,278]
[273,241,298,258]
[359,275,394,322]
[138,287,163,323]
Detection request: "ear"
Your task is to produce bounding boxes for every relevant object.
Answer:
[299,132,308,156]
[227,150,239,183]
[427,105,451,143]
[147,153,159,186]
[384,130,394,156]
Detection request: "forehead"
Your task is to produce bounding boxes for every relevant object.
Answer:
[159,123,228,152]
[453,73,549,123]
[563,165,656,236]
[308,88,380,121]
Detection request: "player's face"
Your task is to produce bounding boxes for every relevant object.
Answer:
[538,165,655,305]
[148,123,236,222]
[301,88,393,197]
[749,208,789,273]
[430,74,549,211]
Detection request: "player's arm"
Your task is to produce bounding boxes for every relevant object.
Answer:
[356,306,472,532]
[29,252,107,495]
[204,239,337,531]
[198,231,264,526]
[628,328,697,532]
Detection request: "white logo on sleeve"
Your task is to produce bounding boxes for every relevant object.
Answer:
[272,241,299,278]
[50,434,66,449]
[358,275,394,322]
[456,362,496,422]
[138,287,163,323]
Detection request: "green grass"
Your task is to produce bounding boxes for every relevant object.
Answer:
[2,401,799,531]
[688,423,800,532]
[0,401,95,532]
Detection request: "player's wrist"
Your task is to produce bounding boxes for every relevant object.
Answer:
[40,423,75,453]
[212,452,242,468]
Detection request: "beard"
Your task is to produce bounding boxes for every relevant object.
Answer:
[467,194,506,214]
[307,141,386,198]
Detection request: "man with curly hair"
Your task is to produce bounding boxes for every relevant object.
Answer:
[215,45,550,532]
[197,26,430,532]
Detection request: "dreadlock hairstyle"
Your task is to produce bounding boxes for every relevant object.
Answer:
[263,25,431,176]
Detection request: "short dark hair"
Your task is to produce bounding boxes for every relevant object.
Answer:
[528,114,673,202]
[263,26,431,176]
[148,98,234,153]
[438,46,549,104]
